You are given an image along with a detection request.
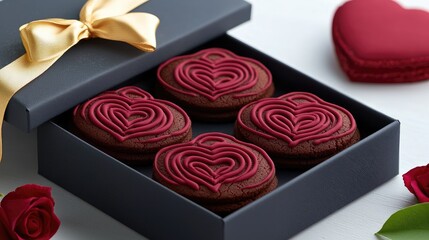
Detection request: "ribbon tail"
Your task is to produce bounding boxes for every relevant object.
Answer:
[0,55,59,161]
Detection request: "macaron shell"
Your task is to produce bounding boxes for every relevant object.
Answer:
[332,0,429,82]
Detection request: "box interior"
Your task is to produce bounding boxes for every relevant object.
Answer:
[51,34,395,211]
[40,35,399,239]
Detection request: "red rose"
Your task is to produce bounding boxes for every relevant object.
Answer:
[0,184,60,240]
[403,164,429,202]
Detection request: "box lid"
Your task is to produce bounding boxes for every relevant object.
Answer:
[0,0,251,131]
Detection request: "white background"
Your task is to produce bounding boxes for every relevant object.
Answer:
[2,0,429,239]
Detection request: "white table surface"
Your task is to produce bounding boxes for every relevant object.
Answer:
[1,0,428,239]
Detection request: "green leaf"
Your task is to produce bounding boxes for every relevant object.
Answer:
[376,203,429,240]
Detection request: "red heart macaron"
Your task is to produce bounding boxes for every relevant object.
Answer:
[333,0,429,83]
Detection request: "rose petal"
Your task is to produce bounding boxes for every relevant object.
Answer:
[403,166,428,194]
[3,185,52,201]
[1,198,35,230]
[16,209,51,240]
[26,211,42,235]
[0,209,14,240]
[410,180,429,202]
[15,198,58,240]
[416,171,429,194]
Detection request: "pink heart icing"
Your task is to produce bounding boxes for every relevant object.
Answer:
[154,133,275,193]
[174,57,258,101]
[158,48,272,101]
[74,86,190,143]
[237,92,357,147]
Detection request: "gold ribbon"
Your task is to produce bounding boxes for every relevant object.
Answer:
[0,0,159,161]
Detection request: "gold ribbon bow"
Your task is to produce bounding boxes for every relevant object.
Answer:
[0,0,159,161]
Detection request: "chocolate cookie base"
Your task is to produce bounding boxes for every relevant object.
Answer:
[156,84,275,122]
[72,123,193,165]
[234,128,360,170]
[153,173,278,215]
[235,126,361,169]
[270,130,360,169]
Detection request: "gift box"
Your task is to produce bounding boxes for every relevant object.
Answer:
[1,0,399,239]
[38,35,399,239]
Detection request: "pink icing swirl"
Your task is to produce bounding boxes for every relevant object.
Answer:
[154,132,275,193]
[74,86,190,143]
[237,92,357,147]
[158,48,272,101]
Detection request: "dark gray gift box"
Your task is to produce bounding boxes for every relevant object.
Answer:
[1,0,250,131]
[1,0,399,239]
[38,35,399,240]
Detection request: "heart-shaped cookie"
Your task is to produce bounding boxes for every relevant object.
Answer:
[157,48,274,121]
[73,86,192,164]
[153,132,277,214]
[154,133,274,192]
[333,0,429,83]
[240,92,356,147]
[235,92,360,168]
